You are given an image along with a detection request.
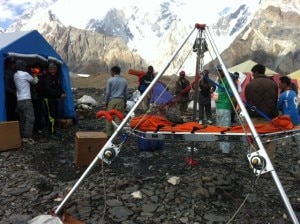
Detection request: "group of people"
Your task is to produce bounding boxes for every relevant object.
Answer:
[161,63,300,159]
[174,69,216,123]
[4,58,66,144]
[105,63,300,161]
[215,63,300,160]
[105,65,162,137]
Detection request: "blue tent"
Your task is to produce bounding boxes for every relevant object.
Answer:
[0,30,75,121]
[150,81,175,104]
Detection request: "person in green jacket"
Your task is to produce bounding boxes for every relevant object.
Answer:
[215,64,232,154]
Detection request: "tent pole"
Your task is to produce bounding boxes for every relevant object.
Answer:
[54,25,197,215]
[204,24,299,224]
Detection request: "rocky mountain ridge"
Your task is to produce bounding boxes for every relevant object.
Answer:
[3,0,259,75]
[208,0,300,75]
[3,0,300,76]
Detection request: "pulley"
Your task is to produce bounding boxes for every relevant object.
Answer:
[98,142,120,165]
[247,151,271,175]
[250,155,266,170]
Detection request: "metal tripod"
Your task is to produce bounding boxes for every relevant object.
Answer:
[54,23,299,224]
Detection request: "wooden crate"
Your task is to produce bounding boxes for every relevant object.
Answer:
[0,121,21,151]
[74,131,107,166]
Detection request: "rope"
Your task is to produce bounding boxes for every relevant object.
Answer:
[100,160,107,223]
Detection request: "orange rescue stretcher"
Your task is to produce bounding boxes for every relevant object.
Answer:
[97,110,300,143]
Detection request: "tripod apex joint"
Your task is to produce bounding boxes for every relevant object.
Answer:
[195,23,206,30]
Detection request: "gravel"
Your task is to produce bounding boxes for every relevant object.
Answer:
[0,88,299,224]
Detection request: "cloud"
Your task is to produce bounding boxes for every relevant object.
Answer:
[0,0,32,26]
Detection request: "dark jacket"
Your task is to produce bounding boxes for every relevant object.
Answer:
[5,68,16,96]
[43,73,65,99]
[139,71,154,93]
[245,74,278,119]
[175,77,190,102]
[198,75,216,104]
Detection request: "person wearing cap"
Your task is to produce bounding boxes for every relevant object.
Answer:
[175,70,191,116]
[43,62,67,138]
[13,59,39,144]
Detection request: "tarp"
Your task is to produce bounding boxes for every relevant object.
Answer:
[288,70,300,79]
[237,72,252,102]
[0,30,76,121]
[288,70,300,91]
[228,59,279,77]
[150,81,174,104]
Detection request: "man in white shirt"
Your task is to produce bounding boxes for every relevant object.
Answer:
[14,60,38,144]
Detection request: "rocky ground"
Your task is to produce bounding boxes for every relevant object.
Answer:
[1,87,300,224]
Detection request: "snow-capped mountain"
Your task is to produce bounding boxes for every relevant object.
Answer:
[2,0,260,74]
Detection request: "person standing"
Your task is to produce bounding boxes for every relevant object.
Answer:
[13,60,39,144]
[245,63,278,162]
[30,63,46,134]
[198,70,215,124]
[277,76,300,153]
[175,70,191,116]
[43,62,67,138]
[139,66,155,94]
[215,65,232,154]
[4,59,18,121]
[105,66,128,138]
[139,65,155,112]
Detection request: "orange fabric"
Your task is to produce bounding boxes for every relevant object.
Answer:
[271,115,294,129]
[128,68,145,87]
[227,115,294,134]
[130,115,294,134]
[195,125,229,133]
[159,122,203,132]
[128,68,145,77]
[130,115,174,132]
[96,111,113,122]
[31,68,40,77]
[63,211,85,224]
[108,109,124,120]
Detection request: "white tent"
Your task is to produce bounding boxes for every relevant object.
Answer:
[228,59,278,76]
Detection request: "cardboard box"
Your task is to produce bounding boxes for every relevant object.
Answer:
[0,121,21,151]
[74,131,107,167]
